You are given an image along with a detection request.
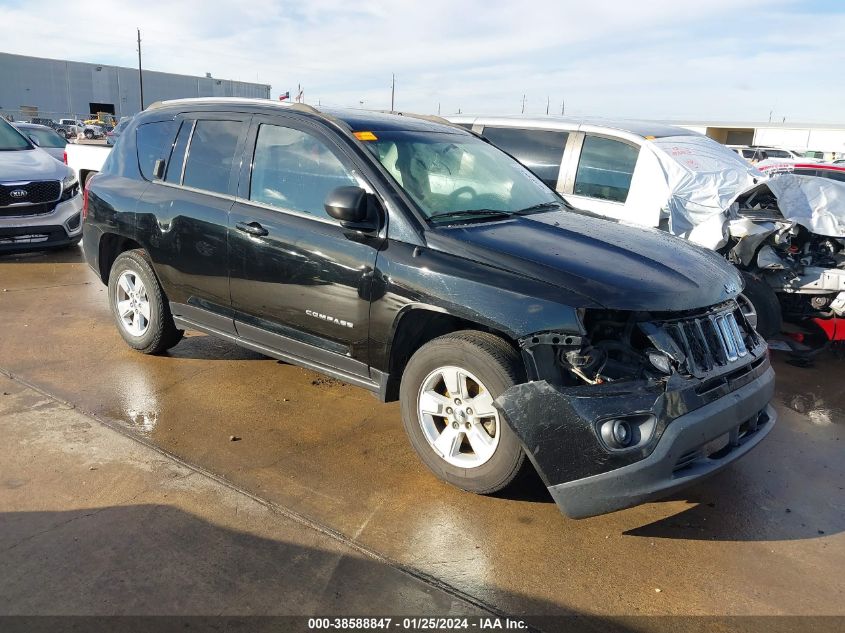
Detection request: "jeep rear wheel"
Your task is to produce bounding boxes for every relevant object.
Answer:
[108,250,183,354]
[400,331,527,494]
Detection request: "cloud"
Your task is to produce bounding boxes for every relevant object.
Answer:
[0,0,842,121]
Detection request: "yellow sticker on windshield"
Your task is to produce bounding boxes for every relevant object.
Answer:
[354,131,378,141]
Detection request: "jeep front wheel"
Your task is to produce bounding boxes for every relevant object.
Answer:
[399,331,527,494]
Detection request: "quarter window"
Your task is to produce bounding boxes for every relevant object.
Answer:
[482,127,567,189]
[182,120,244,195]
[249,124,357,220]
[135,120,177,181]
[574,135,639,203]
[165,120,193,183]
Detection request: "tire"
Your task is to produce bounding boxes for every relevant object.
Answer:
[107,249,183,354]
[740,271,782,339]
[399,330,527,494]
[84,129,94,139]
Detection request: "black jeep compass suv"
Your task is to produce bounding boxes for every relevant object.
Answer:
[82,98,776,518]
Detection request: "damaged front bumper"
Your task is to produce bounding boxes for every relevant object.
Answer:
[494,352,776,519]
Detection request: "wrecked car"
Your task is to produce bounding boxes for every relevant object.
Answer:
[729,173,845,344]
[448,115,845,344]
[83,98,775,519]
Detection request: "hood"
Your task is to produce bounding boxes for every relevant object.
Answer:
[39,147,66,162]
[0,147,71,182]
[427,210,743,312]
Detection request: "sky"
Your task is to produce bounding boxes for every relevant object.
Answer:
[1,0,843,122]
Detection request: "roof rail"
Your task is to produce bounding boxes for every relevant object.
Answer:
[394,111,453,126]
[142,97,352,136]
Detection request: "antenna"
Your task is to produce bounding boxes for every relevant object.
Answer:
[137,28,144,110]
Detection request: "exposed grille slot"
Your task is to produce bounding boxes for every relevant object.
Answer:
[662,306,752,376]
[673,449,702,472]
[0,181,62,207]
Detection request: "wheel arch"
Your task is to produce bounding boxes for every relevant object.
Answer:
[97,232,144,284]
[382,305,523,402]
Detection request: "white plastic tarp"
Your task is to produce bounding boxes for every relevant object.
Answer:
[765,174,845,239]
[647,136,763,248]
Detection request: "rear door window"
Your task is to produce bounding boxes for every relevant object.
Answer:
[182,120,245,195]
[249,123,357,220]
[573,135,639,203]
[481,127,567,189]
[135,120,177,180]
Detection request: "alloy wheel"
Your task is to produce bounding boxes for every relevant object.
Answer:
[115,271,150,337]
[417,365,501,468]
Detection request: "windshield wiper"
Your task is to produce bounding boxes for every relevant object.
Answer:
[515,201,565,214]
[429,209,513,223]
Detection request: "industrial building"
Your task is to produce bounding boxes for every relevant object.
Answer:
[0,52,271,122]
[672,120,845,157]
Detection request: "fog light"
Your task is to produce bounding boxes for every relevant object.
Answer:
[601,419,633,449]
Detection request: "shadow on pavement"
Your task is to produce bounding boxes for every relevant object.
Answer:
[0,504,636,632]
[1,245,85,265]
[0,507,840,633]
[163,332,268,362]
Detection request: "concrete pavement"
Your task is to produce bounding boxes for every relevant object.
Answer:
[0,374,483,616]
[0,245,843,622]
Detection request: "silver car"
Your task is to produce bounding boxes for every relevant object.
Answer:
[0,118,83,253]
[13,122,68,162]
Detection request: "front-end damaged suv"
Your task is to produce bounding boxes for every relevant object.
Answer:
[82,98,775,518]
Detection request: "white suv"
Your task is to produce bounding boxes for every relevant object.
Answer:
[0,118,83,253]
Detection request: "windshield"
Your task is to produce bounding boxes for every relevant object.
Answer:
[361,130,560,221]
[0,119,33,151]
[23,126,67,148]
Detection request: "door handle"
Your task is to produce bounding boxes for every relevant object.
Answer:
[235,221,268,237]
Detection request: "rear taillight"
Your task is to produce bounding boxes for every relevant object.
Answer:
[82,177,91,220]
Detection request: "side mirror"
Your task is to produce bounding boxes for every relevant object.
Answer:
[324,186,380,231]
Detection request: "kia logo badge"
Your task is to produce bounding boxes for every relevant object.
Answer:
[9,188,28,199]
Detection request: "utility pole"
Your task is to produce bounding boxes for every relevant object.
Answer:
[521,94,526,114]
[390,74,395,112]
[437,102,441,115]
[546,96,550,115]
[137,28,144,110]
[561,99,565,115]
